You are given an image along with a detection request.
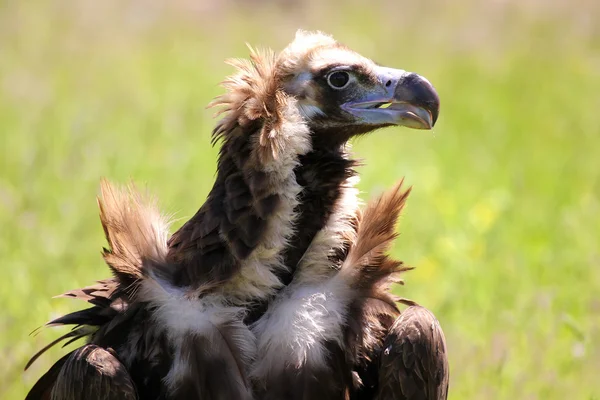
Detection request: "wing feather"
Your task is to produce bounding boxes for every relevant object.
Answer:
[376,305,449,400]
[49,344,137,400]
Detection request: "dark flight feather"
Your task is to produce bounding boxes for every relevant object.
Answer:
[26,352,72,400]
[49,344,137,400]
[375,305,449,400]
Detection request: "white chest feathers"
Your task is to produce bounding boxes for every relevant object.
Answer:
[250,276,353,379]
[142,282,257,393]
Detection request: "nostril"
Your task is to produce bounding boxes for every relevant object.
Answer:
[385,80,392,88]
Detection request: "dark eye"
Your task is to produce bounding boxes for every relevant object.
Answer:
[327,71,350,89]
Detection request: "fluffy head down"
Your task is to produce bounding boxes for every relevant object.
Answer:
[210,30,371,123]
[209,30,357,160]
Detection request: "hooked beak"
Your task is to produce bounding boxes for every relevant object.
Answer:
[341,67,440,130]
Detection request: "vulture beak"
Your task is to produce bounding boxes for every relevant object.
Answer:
[342,67,440,129]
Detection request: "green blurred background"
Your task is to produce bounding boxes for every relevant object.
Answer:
[1,0,599,398]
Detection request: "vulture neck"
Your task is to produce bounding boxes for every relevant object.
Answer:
[280,141,359,285]
[245,133,360,324]
[167,116,359,306]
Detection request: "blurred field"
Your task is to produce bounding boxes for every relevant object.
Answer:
[1,0,599,398]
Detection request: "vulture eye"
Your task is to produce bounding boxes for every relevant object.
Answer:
[327,71,350,89]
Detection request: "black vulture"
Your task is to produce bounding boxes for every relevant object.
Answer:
[26,30,448,400]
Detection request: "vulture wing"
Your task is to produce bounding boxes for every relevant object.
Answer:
[26,181,257,399]
[34,344,136,400]
[375,304,449,400]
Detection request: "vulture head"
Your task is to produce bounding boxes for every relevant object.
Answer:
[212,30,439,153]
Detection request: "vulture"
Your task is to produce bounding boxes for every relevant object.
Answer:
[25,30,449,400]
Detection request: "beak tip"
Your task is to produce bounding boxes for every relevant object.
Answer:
[396,73,439,129]
[420,83,439,129]
[431,108,439,128]
[430,92,440,128]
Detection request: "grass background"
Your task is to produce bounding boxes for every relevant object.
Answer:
[1,0,599,398]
